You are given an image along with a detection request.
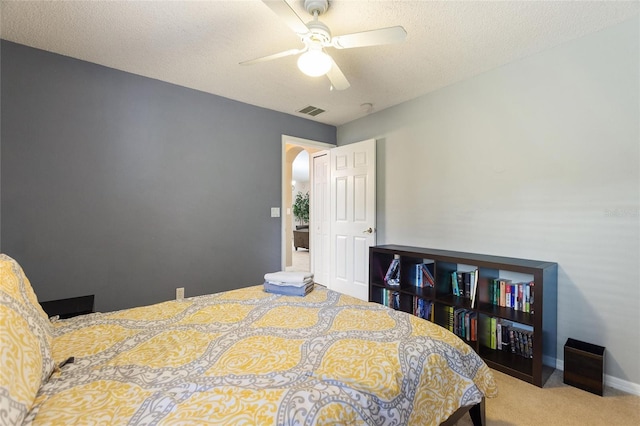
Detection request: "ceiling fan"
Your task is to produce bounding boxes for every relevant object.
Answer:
[240,0,407,90]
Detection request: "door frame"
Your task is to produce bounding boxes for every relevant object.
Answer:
[281,135,334,272]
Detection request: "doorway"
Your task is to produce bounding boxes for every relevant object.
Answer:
[289,150,310,272]
[281,135,334,273]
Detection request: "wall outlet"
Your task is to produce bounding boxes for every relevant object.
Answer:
[176,287,184,300]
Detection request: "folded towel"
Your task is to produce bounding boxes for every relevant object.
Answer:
[264,281,314,297]
[265,280,314,291]
[264,271,313,283]
[264,277,313,288]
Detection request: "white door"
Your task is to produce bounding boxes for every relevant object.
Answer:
[311,151,330,286]
[329,139,376,300]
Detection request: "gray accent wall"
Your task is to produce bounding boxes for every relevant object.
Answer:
[338,17,639,388]
[1,40,336,312]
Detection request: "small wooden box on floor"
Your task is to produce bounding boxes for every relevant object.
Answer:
[563,338,605,396]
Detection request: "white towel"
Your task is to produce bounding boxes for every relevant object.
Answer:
[264,271,313,283]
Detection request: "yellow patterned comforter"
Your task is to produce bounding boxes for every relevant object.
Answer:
[26,285,497,425]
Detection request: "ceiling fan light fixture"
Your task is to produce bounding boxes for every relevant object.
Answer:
[297,48,332,77]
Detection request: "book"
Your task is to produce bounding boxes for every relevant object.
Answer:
[517,284,524,311]
[425,300,434,322]
[498,320,533,358]
[456,269,477,301]
[414,264,423,287]
[509,328,516,353]
[451,271,460,296]
[384,258,400,286]
[420,262,435,287]
[499,319,513,351]
[446,305,454,332]
[490,317,497,349]
[458,272,466,297]
[416,298,432,320]
[479,315,492,349]
[489,279,496,306]
[454,308,466,337]
[470,269,479,308]
[462,271,472,299]
[464,311,471,341]
[392,291,400,310]
[499,279,510,307]
[470,313,477,341]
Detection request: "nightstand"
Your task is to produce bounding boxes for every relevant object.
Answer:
[40,295,95,319]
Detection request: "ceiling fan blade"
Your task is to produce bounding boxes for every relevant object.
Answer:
[332,26,407,49]
[262,0,309,35]
[326,58,350,91]
[240,48,306,66]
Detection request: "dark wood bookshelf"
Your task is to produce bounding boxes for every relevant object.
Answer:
[369,245,557,387]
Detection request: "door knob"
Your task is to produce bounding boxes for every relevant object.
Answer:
[363,227,375,234]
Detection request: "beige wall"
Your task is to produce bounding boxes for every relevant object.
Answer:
[338,17,640,391]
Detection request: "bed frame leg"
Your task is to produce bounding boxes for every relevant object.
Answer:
[469,398,486,426]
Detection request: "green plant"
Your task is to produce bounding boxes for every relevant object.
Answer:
[293,191,309,225]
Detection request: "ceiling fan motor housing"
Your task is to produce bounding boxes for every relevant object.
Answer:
[305,21,331,44]
[304,0,329,16]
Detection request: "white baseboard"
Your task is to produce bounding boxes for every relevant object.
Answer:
[554,359,640,397]
[605,375,640,396]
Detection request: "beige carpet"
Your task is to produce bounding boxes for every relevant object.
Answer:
[286,246,310,272]
[455,369,640,425]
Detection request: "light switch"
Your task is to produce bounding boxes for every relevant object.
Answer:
[271,207,280,217]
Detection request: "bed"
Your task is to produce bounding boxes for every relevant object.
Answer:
[0,254,497,425]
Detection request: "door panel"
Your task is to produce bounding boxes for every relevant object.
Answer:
[354,175,367,221]
[329,139,376,300]
[335,177,348,221]
[335,235,348,279]
[353,236,367,284]
[336,154,348,169]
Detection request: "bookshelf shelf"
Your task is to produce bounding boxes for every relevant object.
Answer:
[369,244,558,387]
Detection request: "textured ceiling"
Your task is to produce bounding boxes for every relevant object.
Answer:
[1,0,638,126]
